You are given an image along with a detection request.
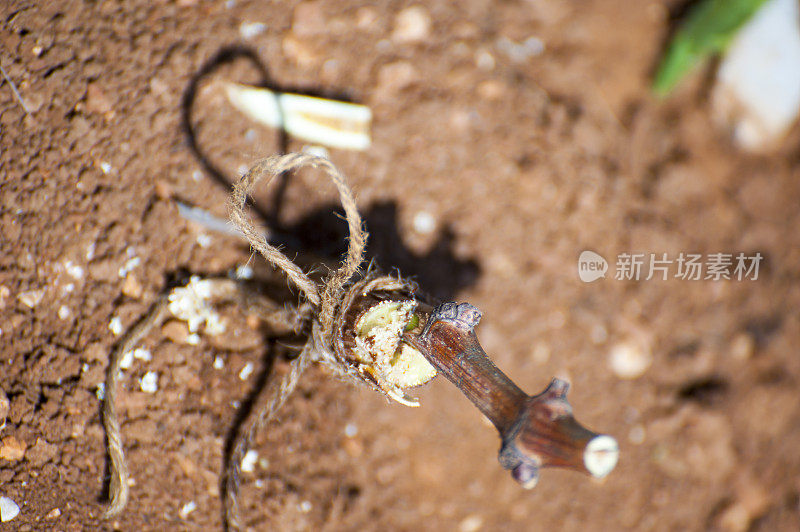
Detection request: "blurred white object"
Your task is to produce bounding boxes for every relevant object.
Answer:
[713,0,800,151]
[0,496,20,522]
[224,82,372,150]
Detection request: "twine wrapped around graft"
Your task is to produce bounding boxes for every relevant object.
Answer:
[226,153,411,530]
[101,153,409,529]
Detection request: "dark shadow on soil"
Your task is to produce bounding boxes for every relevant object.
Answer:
[180,45,481,301]
[181,46,481,530]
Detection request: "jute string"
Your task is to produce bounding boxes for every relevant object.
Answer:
[102,153,405,531]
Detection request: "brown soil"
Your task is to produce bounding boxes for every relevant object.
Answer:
[2,1,799,531]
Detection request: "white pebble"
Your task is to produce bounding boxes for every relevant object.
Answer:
[17,289,44,308]
[239,21,266,40]
[413,211,436,234]
[496,36,544,63]
[133,347,152,361]
[185,333,201,345]
[95,382,106,401]
[344,423,358,438]
[298,500,312,513]
[213,356,225,370]
[118,256,141,277]
[392,6,431,43]
[119,350,135,370]
[241,449,258,473]
[100,161,112,174]
[475,49,495,71]
[609,341,652,379]
[196,233,212,248]
[239,362,254,381]
[234,264,254,280]
[459,514,483,532]
[64,261,84,280]
[0,496,20,523]
[179,501,197,519]
[140,371,158,393]
[108,316,124,336]
[57,305,71,320]
[63,283,75,294]
[192,170,203,182]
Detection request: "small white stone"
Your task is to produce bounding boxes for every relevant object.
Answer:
[239,21,266,40]
[298,500,312,513]
[140,371,158,393]
[241,449,258,473]
[459,514,484,532]
[85,242,96,261]
[213,356,225,370]
[18,289,44,308]
[234,264,253,280]
[344,423,358,438]
[64,261,84,280]
[58,305,71,320]
[118,256,141,277]
[496,36,544,63]
[192,170,203,181]
[178,501,197,519]
[185,333,201,345]
[119,350,134,370]
[63,283,75,294]
[100,161,112,174]
[132,347,152,361]
[95,382,106,401]
[609,341,652,379]
[475,49,495,71]
[108,316,124,336]
[392,6,431,43]
[412,211,435,234]
[0,496,20,523]
[196,233,212,248]
[239,362,254,381]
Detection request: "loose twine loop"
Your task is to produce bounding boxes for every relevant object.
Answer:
[102,153,411,530]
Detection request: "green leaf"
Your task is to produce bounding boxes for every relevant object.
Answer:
[653,0,770,97]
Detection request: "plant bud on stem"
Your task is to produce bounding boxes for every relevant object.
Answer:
[404,302,619,488]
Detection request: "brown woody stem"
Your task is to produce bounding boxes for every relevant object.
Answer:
[407,302,618,488]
